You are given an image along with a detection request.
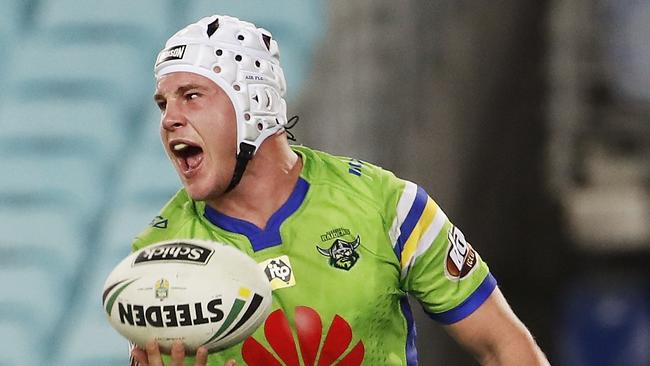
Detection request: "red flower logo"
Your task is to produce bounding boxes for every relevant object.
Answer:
[241,306,365,366]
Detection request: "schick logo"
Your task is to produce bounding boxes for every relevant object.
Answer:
[156,44,186,65]
[134,242,213,265]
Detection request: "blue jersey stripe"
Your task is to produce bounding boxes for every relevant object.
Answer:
[393,185,428,262]
[400,297,419,366]
[204,177,310,251]
[427,273,497,324]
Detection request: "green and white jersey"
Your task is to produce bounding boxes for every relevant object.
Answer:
[131,146,496,366]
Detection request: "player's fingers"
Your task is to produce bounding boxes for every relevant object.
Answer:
[131,345,149,366]
[170,341,186,366]
[224,359,236,366]
[193,346,208,366]
[145,340,164,366]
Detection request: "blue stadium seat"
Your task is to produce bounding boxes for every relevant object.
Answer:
[57,317,130,366]
[0,0,26,81]
[119,152,180,203]
[128,103,168,159]
[0,267,65,341]
[1,156,105,218]
[4,36,151,110]
[35,0,173,50]
[0,0,26,37]
[0,99,126,166]
[100,203,170,255]
[0,322,39,366]
[0,207,84,279]
[56,249,131,366]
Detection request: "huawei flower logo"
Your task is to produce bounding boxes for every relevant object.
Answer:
[241,306,365,366]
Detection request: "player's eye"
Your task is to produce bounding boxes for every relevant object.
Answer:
[156,100,167,111]
[185,92,200,101]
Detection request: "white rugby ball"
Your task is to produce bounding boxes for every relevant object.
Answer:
[102,239,272,354]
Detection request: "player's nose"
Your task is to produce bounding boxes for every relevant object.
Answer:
[161,101,187,131]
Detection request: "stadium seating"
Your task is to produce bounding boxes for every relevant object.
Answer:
[0,0,28,38]
[0,99,126,167]
[0,207,84,279]
[0,1,324,364]
[0,0,24,81]
[0,267,65,342]
[4,36,151,111]
[56,256,131,366]
[1,156,106,218]
[34,0,173,50]
[0,322,39,365]
[120,151,180,199]
[58,318,131,366]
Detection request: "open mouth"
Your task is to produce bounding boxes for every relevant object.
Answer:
[170,141,204,176]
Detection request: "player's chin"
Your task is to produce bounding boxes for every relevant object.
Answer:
[183,179,227,202]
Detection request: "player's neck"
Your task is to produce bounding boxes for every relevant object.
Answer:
[207,133,302,229]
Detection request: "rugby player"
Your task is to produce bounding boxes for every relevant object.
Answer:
[130,15,549,366]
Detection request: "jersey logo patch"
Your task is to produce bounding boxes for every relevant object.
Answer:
[259,256,296,290]
[149,215,168,229]
[445,226,477,280]
[317,235,361,271]
[241,306,365,365]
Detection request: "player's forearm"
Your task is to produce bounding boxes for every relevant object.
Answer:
[444,288,549,366]
[475,328,549,366]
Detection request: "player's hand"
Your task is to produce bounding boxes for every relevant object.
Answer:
[131,340,236,366]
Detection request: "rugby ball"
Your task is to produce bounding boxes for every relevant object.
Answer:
[102,239,272,354]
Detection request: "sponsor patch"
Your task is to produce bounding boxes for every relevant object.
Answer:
[156,44,186,66]
[242,306,365,365]
[445,226,477,280]
[259,255,295,290]
[134,242,214,265]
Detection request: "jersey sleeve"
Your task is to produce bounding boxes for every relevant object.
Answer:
[388,180,497,324]
[130,188,197,253]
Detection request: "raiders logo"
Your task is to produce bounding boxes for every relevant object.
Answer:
[445,226,477,280]
[317,235,361,271]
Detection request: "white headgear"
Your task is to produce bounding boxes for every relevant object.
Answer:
[154,15,288,190]
[155,15,288,154]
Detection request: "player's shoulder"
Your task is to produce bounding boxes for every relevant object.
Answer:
[294,145,405,197]
[131,188,201,251]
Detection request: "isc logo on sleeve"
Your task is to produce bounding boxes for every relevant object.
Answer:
[445,226,478,280]
[259,255,296,290]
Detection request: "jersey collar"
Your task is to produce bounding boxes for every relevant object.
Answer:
[203,177,310,251]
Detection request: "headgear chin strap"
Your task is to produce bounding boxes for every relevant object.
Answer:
[154,15,288,191]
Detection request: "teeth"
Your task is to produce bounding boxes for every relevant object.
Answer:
[174,143,189,151]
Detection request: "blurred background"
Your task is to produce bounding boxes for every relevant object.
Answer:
[1,0,649,365]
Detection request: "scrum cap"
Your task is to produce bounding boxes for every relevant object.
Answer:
[154,15,288,190]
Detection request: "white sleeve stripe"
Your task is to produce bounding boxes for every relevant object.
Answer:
[389,181,418,247]
[400,208,448,278]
